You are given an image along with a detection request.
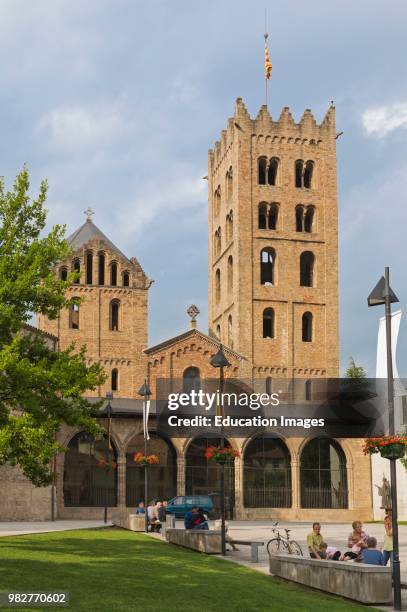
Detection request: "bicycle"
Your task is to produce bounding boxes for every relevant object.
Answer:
[266,522,303,556]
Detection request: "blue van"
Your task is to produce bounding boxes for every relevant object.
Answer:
[165,495,213,518]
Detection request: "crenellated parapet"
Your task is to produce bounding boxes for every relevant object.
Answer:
[209,98,336,174]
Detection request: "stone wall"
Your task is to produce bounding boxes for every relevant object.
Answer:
[0,465,52,521]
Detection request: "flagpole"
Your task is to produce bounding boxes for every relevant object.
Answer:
[264,32,268,107]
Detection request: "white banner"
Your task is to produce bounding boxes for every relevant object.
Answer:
[376,309,402,381]
[143,400,150,441]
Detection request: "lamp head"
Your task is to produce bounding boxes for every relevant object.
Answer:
[367,276,399,307]
[210,344,231,369]
[138,379,152,397]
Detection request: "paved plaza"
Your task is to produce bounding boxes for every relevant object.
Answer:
[0,520,111,538]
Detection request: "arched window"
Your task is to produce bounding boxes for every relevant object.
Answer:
[126,433,176,507]
[63,432,117,507]
[263,308,275,339]
[305,379,312,401]
[300,438,348,509]
[86,251,93,285]
[186,437,235,518]
[214,186,221,217]
[110,300,120,331]
[268,203,279,230]
[260,248,275,285]
[227,255,233,294]
[266,377,273,394]
[226,166,233,201]
[228,315,233,348]
[111,368,118,391]
[244,436,292,508]
[98,252,105,285]
[110,262,118,286]
[73,258,81,284]
[295,160,303,188]
[215,269,221,303]
[302,312,313,342]
[69,299,80,330]
[295,205,304,232]
[268,157,279,186]
[258,156,267,185]
[300,251,315,287]
[303,160,314,188]
[183,367,200,393]
[258,203,267,229]
[123,271,130,287]
[226,211,233,242]
[304,206,315,233]
[214,228,221,257]
[216,324,221,339]
[60,267,68,281]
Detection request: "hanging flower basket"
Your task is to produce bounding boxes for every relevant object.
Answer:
[204,446,239,464]
[133,452,159,466]
[363,436,407,461]
[97,458,117,469]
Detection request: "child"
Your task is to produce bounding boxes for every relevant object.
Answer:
[362,537,384,566]
[319,542,341,561]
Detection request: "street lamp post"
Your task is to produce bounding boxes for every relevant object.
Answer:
[103,392,113,525]
[210,344,231,556]
[138,379,152,534]
[367,266,401,611]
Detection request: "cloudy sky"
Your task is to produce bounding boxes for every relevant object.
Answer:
[1,0,406,376]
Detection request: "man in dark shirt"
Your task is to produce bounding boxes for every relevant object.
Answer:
[362,537,384,565]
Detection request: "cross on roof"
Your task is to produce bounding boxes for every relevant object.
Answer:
[84,207,94,221]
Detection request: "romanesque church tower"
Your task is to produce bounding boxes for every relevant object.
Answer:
[208,98,339,379]
[37,213,152,398]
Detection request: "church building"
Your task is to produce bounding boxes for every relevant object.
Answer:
[1,98,373,522]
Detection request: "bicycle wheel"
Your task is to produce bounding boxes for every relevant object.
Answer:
[288,540,303,556]
[267,538,288,556]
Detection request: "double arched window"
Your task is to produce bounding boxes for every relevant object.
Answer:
[259,203,279,230]
[258,157,279,186]
[263,308,275,338]
[260,248,276,285]
[109,299,120,331]
[295,160,314,189]
[296,205,315,233]
[300,251,315,287]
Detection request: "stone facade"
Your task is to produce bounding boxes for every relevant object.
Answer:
[0,99,373,523]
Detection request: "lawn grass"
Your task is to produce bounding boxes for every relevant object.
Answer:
[0,527,376,612]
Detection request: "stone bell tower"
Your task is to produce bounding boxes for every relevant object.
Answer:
[208,98,339,379]
[38,211,152,398]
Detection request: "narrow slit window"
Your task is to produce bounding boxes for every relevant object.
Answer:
[263,308,275,338]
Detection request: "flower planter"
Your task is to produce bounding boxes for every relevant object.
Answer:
[379,443,406,460]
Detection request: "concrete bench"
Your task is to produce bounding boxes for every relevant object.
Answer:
[232,539,264,562]
[112,512,146,532]
[269,553,392,605]
[166,528,222,554]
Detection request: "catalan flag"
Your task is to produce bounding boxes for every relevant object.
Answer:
[265,42,272,80]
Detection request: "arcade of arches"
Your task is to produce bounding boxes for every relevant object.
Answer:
[60,429,358,520]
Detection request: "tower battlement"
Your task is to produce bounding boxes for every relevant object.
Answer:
[209,98,336,172]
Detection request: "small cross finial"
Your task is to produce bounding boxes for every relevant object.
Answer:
[187,304,200,329]
[84,207,94,222]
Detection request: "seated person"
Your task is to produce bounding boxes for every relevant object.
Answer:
[362,537,384,566]
[147,502,161,533]
[184,506,209,530]
[344,520,368,561]
[135,501,145,515]
[307,522,325,559]
[319,542,341,561]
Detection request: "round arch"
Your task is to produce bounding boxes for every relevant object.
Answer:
[185,435,235,518]
[63,431,118,507]
[300,437,348,509]
[243,435,291,508]
[125,432,176,508]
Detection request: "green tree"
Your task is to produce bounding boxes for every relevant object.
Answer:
[345,357,367,379]
[0,168,105,486]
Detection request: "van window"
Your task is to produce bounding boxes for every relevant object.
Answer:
[173,497,184,505]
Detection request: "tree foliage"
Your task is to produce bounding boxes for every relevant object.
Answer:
[345,357,367,379]
[0,169,105,486]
